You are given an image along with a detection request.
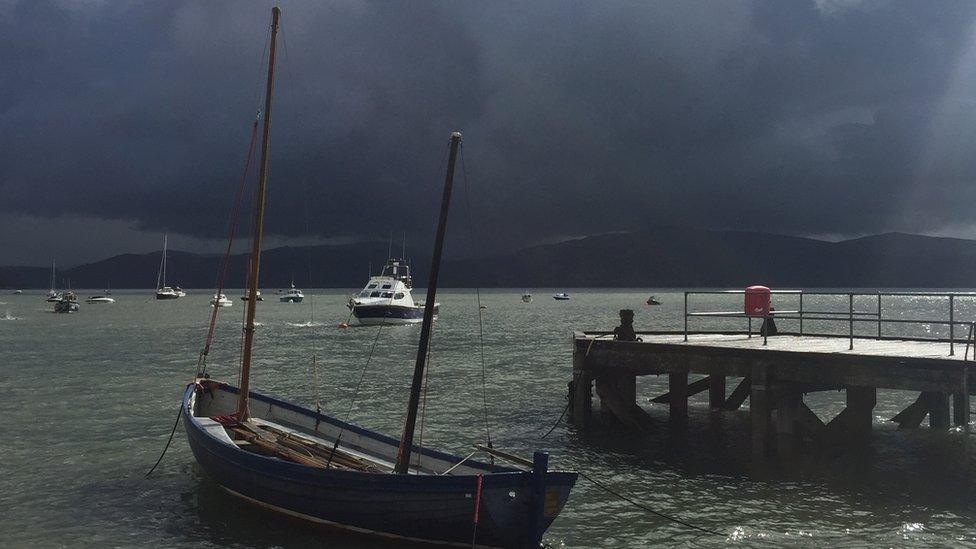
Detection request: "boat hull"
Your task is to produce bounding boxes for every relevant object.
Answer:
[156,293,181,300]
[183,384,575,548]
[279,296,303,303]
[54,301,79,313]
[352,303,435,325]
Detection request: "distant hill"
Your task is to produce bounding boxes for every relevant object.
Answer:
[2,227,976,289]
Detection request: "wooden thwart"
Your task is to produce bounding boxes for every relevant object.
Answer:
[226,421,381,472]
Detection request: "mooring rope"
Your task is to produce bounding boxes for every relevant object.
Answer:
[326,324,386,466]
[145,403,184,477]
[576,471,725,537]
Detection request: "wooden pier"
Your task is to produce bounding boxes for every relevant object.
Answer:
[570,291,976,459]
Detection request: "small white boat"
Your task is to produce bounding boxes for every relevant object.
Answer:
[86,295,115,304]
[45,259,60,301]
[553,292,571,300]
[211,293,233,307]
[279,282,304,303]
[241,290,263,301]
[11,290,22,295]
[155,235,185,299]
[522,293,532,303]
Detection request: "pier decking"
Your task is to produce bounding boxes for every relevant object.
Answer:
[570,291,976,459]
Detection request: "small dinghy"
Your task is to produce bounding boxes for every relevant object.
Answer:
[521,293,532,303]
[552,292,571,300]
[179,28,576,545]
[646,295,661,306]
[86,294,115,304]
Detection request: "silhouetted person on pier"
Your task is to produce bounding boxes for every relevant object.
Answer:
[761,306,778,337]
[613,309,641,341]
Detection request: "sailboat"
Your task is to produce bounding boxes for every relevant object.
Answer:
[181,10,575,547]
[45,259,61,302]
[155,234,186,299]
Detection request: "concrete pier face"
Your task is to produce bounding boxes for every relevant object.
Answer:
[571,331,976,461]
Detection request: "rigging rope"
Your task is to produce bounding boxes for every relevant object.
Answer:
[326,324,386,466]
[197,117,260,376]
[458,144,493,451]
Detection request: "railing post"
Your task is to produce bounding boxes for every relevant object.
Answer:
[683,292,689,342]
[950,294,955,356]
[748,316,752,338]
[848,293,854,350]
[799,292,804,336]
[877,293,882,340]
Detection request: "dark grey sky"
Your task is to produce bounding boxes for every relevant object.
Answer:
[3,0,976,265]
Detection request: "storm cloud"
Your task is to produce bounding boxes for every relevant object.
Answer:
[3,0,976,264]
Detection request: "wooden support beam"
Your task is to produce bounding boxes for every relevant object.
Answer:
[891,393,929,429]
[751,367,771,459]
[891,391,950,429]
[930,392,950,429]
[569,348,592,428]
[651,376,709,403]
[796,402,826,444]
[845,386,876,434]
[669,370,689,424]
[954,391,970,427]
[724,376,751,410]
[709,375,726,409]
[775,391,801,458]
[594,376,652,431]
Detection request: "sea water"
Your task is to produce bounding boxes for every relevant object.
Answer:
[2,289,976,547]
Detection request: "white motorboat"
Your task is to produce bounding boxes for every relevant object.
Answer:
[522,293,532,303]
[347,258,435,325]
[11,290,22,295]
[553,292,571,300]
[211,293,233,307]
[86,295,115,304]
[279,281,304,303]
[155,234,185,299]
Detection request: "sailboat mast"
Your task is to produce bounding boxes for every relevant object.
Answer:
[394,131,461,474]
[51,259,56,291]
[236,6,280,419]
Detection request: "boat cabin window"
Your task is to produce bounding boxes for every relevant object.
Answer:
[359,291,369,297]
[394,292,404,299]
[370,291,381,298]
[367,284,378,289]
[381,284,392,289]
[381,292,393,298]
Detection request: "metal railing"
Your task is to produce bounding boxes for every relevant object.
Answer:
[682,290,976,358]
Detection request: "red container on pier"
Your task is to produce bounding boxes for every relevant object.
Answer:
[744,285,771,317]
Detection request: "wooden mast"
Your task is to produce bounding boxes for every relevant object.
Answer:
[394,131,462,474]
[236,6,280,420]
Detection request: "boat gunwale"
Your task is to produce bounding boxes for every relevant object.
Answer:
[184,383,577,484]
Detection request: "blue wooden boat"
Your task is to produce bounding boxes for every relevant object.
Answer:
[182,9,576,548]
[184,381,576,547]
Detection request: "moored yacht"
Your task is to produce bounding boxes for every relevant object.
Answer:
[86,294,115,304]
[54,291,80,313]
[155,234,185,300]
[347,258,436,325]
[553,292,571,300]
[279,281,304,303]
[211,293,233,307]
[522,293,532,303]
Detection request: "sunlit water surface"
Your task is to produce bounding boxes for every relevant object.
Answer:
[3,289,976,547]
